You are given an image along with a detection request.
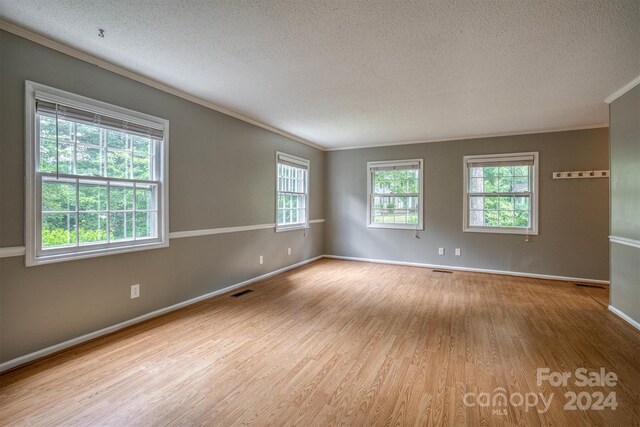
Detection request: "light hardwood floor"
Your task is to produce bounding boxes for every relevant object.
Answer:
[1,259,638,426]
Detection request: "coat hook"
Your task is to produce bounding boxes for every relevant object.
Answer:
[98,29,105,38]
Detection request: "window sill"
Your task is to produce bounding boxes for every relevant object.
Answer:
[463,226,538,236]
[275,224,309,233]
[368,223,424,230]
[27,240,169,266]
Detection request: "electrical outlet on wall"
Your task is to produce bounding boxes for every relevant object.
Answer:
[287,247,292,255]
[455,248,461,256]
[259,255,264,265]
[130,284,140,299]
[438,248,445,255]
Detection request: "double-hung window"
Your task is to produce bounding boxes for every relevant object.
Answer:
[463,152,538,235]
[367,159,423,229]
[276,152,309,231]
[25,81,169,266]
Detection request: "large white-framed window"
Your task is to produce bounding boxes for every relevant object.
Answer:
[25,81,169,266]
[463,152,538,235]
[276,152,309,231]
[367,159,424,230]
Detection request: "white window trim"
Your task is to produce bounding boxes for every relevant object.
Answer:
[24,81,170,266]
[367,159,424,230]
[462,152,539,235]
[275,151,310,232]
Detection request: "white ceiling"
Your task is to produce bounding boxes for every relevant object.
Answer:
[1,1,638,149]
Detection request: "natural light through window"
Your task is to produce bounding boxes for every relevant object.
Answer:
[25,82,169,265]
[367,159,423,230]
[463,152,538,235]
[276,152,309,231]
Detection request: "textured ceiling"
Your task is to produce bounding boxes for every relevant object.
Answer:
[1,1,638,149]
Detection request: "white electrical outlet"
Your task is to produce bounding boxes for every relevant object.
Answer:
[259,255,264,265]
[438,247,445,255]
[455,248,461,256]
[287,247,292,255]
[130,284,140,299]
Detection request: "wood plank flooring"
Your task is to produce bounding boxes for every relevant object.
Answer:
[1,259,638,426]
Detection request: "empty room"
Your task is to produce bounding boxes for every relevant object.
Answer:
[0,1,639,425]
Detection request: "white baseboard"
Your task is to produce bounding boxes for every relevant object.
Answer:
[323,254,610,285]
[0,255,322,373]
[608,305,640,332]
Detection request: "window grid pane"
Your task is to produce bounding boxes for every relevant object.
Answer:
[467,163,532,229]
[276,161,308,227]
[38,112,161,251]
[41,176,159,249]
[371,168,420,225]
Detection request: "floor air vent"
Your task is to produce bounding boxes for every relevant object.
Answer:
[231,289,254,297]
[575,283,606,289]
[433,269,453,274]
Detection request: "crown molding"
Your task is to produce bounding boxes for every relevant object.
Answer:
[604,74,640,104]
[0,19,324,151]
[325,124,609,151]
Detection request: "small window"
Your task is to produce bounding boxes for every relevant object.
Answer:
[276,152,309,231]
[367,159,423,230]
[463,152,538,235]
[25,82,169,265]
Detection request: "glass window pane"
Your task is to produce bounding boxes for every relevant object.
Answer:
[498,166,513,177]
[57,142,75,174]
[109,212,134,241]
[106,130,129,149]
[110,185,134,211]
[483,167,499,179]
[42,180,76,212]
[76,124,101,145]
[484,210,499,226]
[133,155,151,180]
[39,138,58,173]
[76,145,104,176]
[132,136,151,154]
[79,182,107,211]
[135,185,155,211]
[469,210,484,226]
[514,196,530,211]
[470,195,484,210]
[470,167,483,178]
[79,213,108,244]
[39,115,57,140]
[107,150,132,179]
[497,178,512,192]
[498,196,514,210]
[499,211,515,227]
[513,176,529,192]
[483,177,498,193]
[407,210,418,224]
[56,119,74,142]
[42,213,77,248]
[515,210,530,227]
[277,209,284,224]
[484,196,499,210]
[135,211,157,238]
[513,166,529,176]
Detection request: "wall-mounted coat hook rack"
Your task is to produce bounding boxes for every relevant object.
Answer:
[552,170,609,179]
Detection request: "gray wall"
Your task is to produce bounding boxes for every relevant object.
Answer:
[609,84,640,322]
[0,30,325,363]
[325,129,610,280]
